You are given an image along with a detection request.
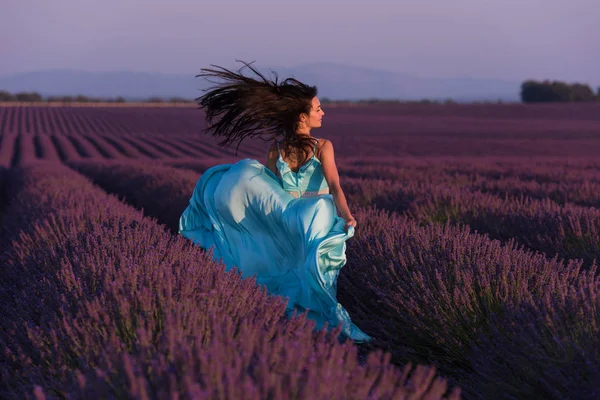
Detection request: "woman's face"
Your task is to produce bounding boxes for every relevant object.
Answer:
[301,96,325,130]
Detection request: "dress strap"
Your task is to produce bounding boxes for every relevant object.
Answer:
[276,141,282,157]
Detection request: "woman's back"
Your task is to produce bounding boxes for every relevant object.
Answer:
[274,138,330,198]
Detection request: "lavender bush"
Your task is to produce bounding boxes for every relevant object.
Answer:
[67,160,200,233]
[341,177,600,270]
[64,158,600,398]
[471,176,600,208]
[409,187,600,270]
[340,157,600,209]
[341,156,600,185]
[468,278,600,399]
[0,162,458,399]
[339,207,600,398]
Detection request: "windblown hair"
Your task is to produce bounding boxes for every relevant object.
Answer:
[196,60,319,160]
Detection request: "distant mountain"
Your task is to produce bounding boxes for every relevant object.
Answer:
[0,63,521,102]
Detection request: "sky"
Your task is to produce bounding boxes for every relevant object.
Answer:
[2,0,599,87]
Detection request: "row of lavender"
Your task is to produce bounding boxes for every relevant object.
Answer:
[0,106,202,136]
[165,158,600,270]
[3,103,600,158]
[0,162,458,399]
[66,159,600,399]
[2,104,600,136]
[170,156,600,209]
[0,133,265,167]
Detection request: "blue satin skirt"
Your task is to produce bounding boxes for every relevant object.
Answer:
[179,158,371,342]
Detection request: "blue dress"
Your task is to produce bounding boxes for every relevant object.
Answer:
[178,139,371,342]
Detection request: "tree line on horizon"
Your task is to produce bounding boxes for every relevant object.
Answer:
[520,80,599,103]
[1,79,599,104]
[0,91,195,104]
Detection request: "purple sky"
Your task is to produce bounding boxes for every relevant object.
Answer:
[2,0,599,86]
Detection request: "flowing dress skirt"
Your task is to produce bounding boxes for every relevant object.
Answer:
[179,158,371,342]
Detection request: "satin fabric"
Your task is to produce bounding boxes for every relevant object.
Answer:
[179,158,371,342]
[276,140,329,198]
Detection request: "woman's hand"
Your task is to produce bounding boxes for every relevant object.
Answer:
[344,217,357,232]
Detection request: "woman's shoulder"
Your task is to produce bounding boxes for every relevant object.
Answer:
[315,137,331,149]
[315,138,332,156]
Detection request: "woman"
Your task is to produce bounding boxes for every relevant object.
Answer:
[179,61,371,342]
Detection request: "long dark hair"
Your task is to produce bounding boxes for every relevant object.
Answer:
[196,60,319,161]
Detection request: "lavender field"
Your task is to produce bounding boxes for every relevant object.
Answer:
[1,103,600,399]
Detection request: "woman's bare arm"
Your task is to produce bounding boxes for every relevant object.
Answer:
[319,139,356,231]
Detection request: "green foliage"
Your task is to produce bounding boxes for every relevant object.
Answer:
[0,90,195,104]
[14,92,43,102]
[0,90,15,101]
[521,79,596,103]
[168,96,192,103]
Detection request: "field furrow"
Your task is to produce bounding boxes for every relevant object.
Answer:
[45,108,61,134]
[92,115,117,134]
[78,134,120,158]
[36,107,47,134]
[102,116,129,134]
[100,135,152,159]
[117,135,164,158]
[0,109,9,134]
[36,107,49,134]
[19,107,29,134]
[48,135,82,161]
[0,133,17,167]
[134,136,185,158]
[7,108,17,134]
[28,108,39,134]
[179,136,244,157]
[34,135,62,162]
[90,134,136,158]
[56,110,73,134]
[80,112,106,134]
[65,135,103,158]
[13,134,37,166]
[151,136,207,158]
[69,111,89,134]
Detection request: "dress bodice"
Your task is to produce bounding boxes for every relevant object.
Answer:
[275,139,329,198]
